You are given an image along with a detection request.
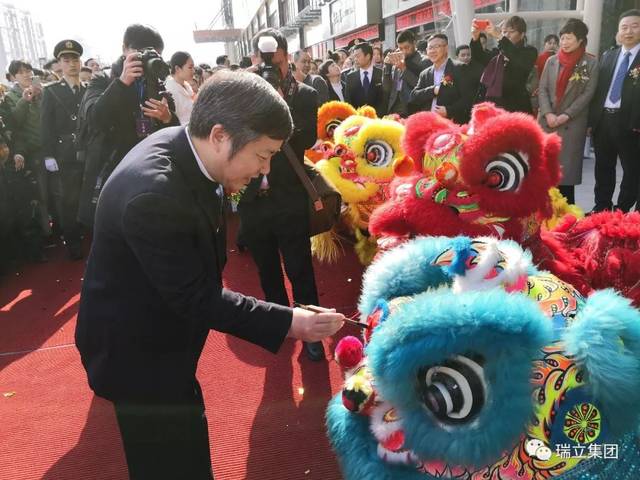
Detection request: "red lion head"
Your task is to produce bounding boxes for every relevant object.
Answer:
[370,103,561,243]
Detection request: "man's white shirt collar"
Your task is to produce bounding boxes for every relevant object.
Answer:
[186,127,216,183]
[360,65,374,85]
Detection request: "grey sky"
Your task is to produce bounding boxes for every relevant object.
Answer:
[21,0,226,66]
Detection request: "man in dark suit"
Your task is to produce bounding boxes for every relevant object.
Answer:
[409,34,474,124]
[293,49,330,106]
[239,29,327,362]
[383,29,431,117]
[75,71,344,480]
[40,39,86,259]
[344,43,385,115]
[588,9,640,213]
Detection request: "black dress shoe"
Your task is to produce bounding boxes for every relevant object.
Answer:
[303,341,325,362]
[586,206,612,216]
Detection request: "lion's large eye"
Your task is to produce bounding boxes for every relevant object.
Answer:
[325,119,342,137]
[485,151,529,192]
[418,354,486,425]
[365,140,393,167]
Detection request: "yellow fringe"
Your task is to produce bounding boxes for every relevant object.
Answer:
[311,229,343,263]
[544,187,585,230]
[354,229,378,265]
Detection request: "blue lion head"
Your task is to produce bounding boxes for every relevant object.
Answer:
[327,236,640,479]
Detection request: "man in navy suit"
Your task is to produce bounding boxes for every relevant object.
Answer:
[344,43,386,115]
[589,9,640,213]
[75,71,344,480]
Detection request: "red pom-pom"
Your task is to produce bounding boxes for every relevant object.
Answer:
[335,336,363,369]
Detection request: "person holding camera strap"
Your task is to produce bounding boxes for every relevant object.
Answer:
[76,25,179,230]
[40,39,86,260]
[239,28,327,362]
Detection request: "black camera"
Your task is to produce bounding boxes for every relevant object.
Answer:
[137,48,170,81]
[256,36,282,90]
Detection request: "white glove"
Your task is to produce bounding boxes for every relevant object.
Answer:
[44,157,59,172]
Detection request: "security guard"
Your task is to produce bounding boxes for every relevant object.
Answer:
[40,39,86,260]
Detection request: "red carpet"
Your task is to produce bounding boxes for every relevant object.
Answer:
[0,214,364,479]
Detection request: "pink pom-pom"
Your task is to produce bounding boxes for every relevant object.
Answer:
[335,336,363,369]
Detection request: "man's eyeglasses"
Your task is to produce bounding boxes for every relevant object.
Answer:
[427,44,447,51]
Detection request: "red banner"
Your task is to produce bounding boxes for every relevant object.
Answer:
[335,24,381,48]
[396,5,434,31]
[474,0,504,7]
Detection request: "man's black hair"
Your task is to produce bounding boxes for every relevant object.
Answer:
[190,70,293,156]
[8,59,33,76]
[43,59,57,70]
[293,50,311,63]
[252,28,288,55]
[170,51,192,74]
[397,30,416,45]
[84,57,96,66]
[239,56,252,69]
[620,9,640,21]
[199,63,211,70]
[543,34,559,44]
[428,33,449,44]
[216,55,228,65]
[456,44,470,55]
[80,66,92,73]
[416,39,428,52]
[123,24,164,52]
[479,32,488,41]
[353,42,373,58]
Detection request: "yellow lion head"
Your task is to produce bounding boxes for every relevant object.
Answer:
[316,115,407,206]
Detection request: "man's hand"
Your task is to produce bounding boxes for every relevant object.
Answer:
[44,157,59,172]
[22,87,35,103]
[545,113,558,128]
[556,113,570,126]
[119,52,144,86]
[434,105,448,118]
[14,154,25,171]
[141,98,172,124]
[288,306,344,343]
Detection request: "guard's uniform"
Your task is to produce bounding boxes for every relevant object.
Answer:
[40,39,86,259]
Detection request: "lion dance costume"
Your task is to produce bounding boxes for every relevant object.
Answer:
[369,103,640,305]
[312,102,408,264]
[327,235,640,479]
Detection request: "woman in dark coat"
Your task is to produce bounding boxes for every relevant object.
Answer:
[470,15,538,114]
[319,60,346,102]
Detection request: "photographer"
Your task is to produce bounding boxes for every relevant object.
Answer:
[383,30,431,117]
[77,24,178,229]
[239,28,326,362]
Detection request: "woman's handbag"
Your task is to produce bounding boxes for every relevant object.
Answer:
[282,143,341,237]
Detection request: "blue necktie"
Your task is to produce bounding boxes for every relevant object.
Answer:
[608,51,631,104]
[362,70,370,91]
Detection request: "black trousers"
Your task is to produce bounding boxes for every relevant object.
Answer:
[114,383,213,480]
[48,162,84,250]
[593,112,640,212]
[558,185,575,205]
[240,197,319,307]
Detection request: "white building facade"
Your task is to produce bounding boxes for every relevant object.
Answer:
[0,3,47,76]
[228,0,631,62]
